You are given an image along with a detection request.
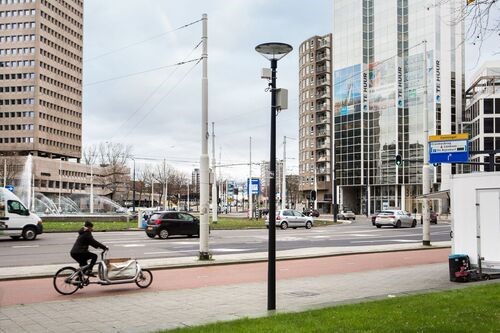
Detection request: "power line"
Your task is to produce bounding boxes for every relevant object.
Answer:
[83,18,202,62]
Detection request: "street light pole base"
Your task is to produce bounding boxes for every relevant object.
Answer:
[198,252,212,261]
[422,240,431,246]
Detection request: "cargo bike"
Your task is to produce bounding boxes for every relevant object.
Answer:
[53,249,153,295]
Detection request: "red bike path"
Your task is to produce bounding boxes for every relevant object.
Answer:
[0,248,450,307]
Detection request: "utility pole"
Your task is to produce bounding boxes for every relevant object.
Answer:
[151,178,154,208]
[314,166,318,210]
[249,137,253,219]
[199,13,210,260]
[90,163,94,214]
[3,159,6,187]
[211,122,218,223]
[422,40,431,246]
[164,158,168,210]
[281,136,286,210]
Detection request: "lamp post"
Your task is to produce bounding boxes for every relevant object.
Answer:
[132,158,136,213]
[422,40,431,246]
[255,42,292,311]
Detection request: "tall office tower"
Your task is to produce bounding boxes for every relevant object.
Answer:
[0,0,83,161]
[298,34,333,212]
[260,160,284,199]
[463,61,500,173]
[333,0,464,214]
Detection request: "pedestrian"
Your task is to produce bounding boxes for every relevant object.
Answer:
[70,221,108,277]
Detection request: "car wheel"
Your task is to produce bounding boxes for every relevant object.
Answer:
[395,220,402,228]
[280,222,288,230]
[22,226,37,240]
[305,221,312,229]
[10,236,21,240]
[146,233,155,239]
[376,225,381,228]
[411,220,417,228]
[158,228,169,239]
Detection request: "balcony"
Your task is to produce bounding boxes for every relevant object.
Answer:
[315,102,331,111]
[316,78,331,86]
[316,129,330,137]
[316,116,330,124]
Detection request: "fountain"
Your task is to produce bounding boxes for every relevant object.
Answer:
[16,155,33,210]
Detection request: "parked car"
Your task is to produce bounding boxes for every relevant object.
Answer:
[145,211,200,239]
[337,210,356,221]
[304,209,320,217]
[371,211,381,226]
[421,211,438,224]
[375,209,417,228]
[265,209,314,230]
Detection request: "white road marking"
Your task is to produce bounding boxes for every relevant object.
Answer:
[121,244,145,247]
[213,248,255,252]
[12,245,40,248]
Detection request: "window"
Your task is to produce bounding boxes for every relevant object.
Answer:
[484,118,494,133]
[484,99,493,114]
[7,200,28,215]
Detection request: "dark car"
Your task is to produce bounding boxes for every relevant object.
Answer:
[304,209,320,217]
[145,211,200,239]
[420,211,438,224]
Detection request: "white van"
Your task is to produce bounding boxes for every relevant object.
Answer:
[0,187,43,240]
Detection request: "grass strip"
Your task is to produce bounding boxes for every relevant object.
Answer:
[162,283,500,333]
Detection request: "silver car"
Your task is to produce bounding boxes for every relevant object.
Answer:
[375,209,417,228]
[265,209,314,230]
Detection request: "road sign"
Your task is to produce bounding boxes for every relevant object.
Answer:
[5,185,14,192]
[429,133,469,164]
[247,178,260,195]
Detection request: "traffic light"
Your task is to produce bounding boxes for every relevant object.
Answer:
[310,190,316,201]
[395,154,402,166]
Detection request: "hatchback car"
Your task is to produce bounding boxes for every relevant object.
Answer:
[337,210,356,220]
[375,210,417,228]
[304,209,320,217]
[145,211,200,239]
[265,209,314,230]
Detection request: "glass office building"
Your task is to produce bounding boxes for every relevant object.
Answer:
[333,0,464,214]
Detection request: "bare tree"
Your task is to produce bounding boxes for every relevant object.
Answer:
[0,156,23,186]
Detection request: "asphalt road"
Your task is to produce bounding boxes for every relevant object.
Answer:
[0,216,451,267]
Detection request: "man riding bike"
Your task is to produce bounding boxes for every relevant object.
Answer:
[70,221,108,277]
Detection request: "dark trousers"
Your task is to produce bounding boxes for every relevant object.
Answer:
[71,252,97,272]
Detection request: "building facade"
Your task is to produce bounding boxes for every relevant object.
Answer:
[330,0,464,214]
[298,34,333,213]
[463,61,500,172]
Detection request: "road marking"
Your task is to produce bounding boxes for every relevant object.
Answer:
[121,244,145,247]
[213,248,255,252]
[144,250,196,255]
[12,245,39,248]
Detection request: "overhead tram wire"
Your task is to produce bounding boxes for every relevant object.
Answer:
[107,40,203,140]
[111,57,203,141]
[83,18,203,63]
[84,58,201,87]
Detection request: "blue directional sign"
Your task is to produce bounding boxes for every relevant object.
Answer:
[429,134,469,164]
[5,185,14,192]
[247,178,260,195]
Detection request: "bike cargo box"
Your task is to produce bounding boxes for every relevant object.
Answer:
[105,258,137,280]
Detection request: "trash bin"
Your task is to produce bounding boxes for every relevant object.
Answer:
[448,254,469,282]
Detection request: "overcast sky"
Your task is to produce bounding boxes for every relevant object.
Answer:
[82,0,499,181]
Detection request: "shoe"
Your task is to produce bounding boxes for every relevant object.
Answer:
[84,270,97,277]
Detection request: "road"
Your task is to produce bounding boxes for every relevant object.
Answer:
[0,216,451,267]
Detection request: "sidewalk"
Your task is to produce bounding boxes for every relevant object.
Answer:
[3,242,494,333]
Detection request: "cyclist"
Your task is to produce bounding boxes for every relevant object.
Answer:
[70,221,108,277]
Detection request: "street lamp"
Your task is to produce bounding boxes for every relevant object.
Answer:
[255,41,292,311]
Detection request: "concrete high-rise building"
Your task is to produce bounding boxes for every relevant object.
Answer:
[259,160,284,199]
[462,61,500,173]
[0,0,83,160]
[330,0,464,214]
[298,34,333,213]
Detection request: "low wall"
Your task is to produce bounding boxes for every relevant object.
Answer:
[40,215,132,222]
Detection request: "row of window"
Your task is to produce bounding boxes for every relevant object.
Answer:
[40,60,82,84]
[0,85,34,92]
[39,86,81,107]
[0,72,35,80]
[40,35,81,63]
[0,0,36,4]
[0,46,35,56]
[0,9,35,18]
[0,111,34,117]
[40,48,81,74]
[0,124,34,130]
[38,124,80,140]
[0,33,36,42]
[0,97,34,105]
[0,59,34,67]
[39,101,81,121]
[41,0,82,28]
[52,0,83,19]
[40,74,81,96]
[40,22,82,52]
[38,137,80,151]
[0,137,33,143]
[40,10,82,40]
[0,21,35,32]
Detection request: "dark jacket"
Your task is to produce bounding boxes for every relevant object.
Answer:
[70,227,106,254]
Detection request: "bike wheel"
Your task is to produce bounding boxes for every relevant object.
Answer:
[53,267,81,295]
[135,269,153,288]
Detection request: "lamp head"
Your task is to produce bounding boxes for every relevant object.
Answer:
[255,42,293,61]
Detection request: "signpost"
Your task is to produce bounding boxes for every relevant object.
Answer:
[429,133,469,164]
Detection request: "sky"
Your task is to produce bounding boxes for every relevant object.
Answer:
[82,1,499,181]
[82,0,332,181]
